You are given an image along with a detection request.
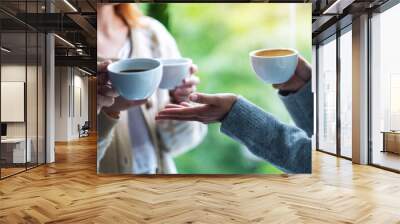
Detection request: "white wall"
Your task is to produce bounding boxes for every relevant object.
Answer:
[1,65,26,134]
[54,67,89,141]
[55,67,69,141]
[1,65,40,138]
[1,63,46,164]
[72,73,89,138]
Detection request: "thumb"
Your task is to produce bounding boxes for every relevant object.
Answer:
[189,93,218,105]
[97,60,112,73]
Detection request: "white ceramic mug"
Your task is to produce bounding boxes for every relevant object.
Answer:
[107,58,162,100]
[249,48,298,84]
[159,58,192,90]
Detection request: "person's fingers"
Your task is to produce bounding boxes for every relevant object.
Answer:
[156,113,197,119]
[295,56,311,81]
[97,60,112,73]
[182,75,200,86]
[189,93,219,105]
[272,84,282,89]
[97,60,112,85]
[156,114,214,124]
[157,109,193,116]
[98,85,119,98]
[126,99,148,106]
[298,55,308,67]
[173,87,194,96]
[174,86,197,99]
[97,72,107,85]
[164,104,185,109]
[155,115,199,122]
[158,105,208,116]
[289,74,305,87]
[190,64,198,75]
[180,102,191,107]
[178,82,197,89]
[98,94,115,108]
[276,74,305,92]
[115,96,147,107]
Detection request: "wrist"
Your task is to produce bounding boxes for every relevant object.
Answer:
[228,95,238,108]
[278,73,308,93]
[290,76,307,92]
[219,94,238,121]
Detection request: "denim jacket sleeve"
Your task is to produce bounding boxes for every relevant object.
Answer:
[220,96,311,173]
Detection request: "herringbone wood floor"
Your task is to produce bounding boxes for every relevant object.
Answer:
[1,135,400,224]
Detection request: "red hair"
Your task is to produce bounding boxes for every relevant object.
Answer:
[115,3,142,28]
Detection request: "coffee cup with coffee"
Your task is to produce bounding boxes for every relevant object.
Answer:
[159,58,192,90]
[249,48,298,84]
[107,58,162,100]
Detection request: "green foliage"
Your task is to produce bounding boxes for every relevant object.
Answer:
[143,4,311,174]
[146,3,170,30]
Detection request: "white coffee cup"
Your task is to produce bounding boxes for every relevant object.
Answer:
[107,58,162,100]
[249,48,298,84]
[159,58,192,90]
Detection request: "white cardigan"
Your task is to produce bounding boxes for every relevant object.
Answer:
[97,16,207,174]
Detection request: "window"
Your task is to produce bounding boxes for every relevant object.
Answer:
[0,1,47,179]
[370,2,400,171]
[317,37,337,154]
[339,29,352,158]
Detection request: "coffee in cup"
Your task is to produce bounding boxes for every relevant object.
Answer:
[249,48,298,84]
[107,58,162,100]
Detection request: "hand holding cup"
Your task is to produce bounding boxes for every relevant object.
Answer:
[100,58,162,118]
[97,60,119,114]
[272,56,311,92]
[250,48,311,92]
[170,63,200,103]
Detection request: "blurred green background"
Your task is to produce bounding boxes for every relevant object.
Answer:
[142,3,311,174]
